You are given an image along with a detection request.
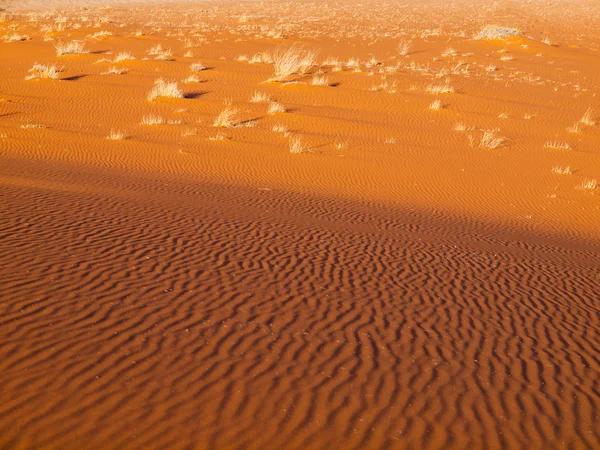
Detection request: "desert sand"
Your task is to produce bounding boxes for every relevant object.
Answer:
[1,0,599,449]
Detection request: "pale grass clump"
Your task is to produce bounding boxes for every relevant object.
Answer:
[213,106,238,127]
[311,75,329,86]
[183,75,201,83]
[55,40,86,56]
[498,113,509,119]
[346,57,360,68]
[190,62,206,72]
[551,165,572,175]
[106,130,127,140]
[441,47,456,57]
[21,121,45,129]
[102,66,126,75]
[542,36,553,46]
[429,99,443,110]
[148,44,172,60]
[579,108,595,126]
[3,33,30,42]
[289,135,309,154]
[250,91,270,102]
[114,51,135,62]
[268,101,286,114]
[26,63,60,80]
[567,122,582,134]
[272,124,289,136]
[209,132,228,141]
[335,140,348,150]
[181,128,197,137]
[249,52,273,64]
[474,26,522,40]
[479,129,506,149]
[579,178,597,191]
[140,115,165,125]
[544,140,572,150]
[184,50,194,58]
[426,79,454,94]
[397,39,412,56]
[454,122,473,132]
[270,45,317,82]
[147,79,184,101]
[90,31,112,40]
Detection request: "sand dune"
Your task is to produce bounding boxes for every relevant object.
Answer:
[1,1,599,449]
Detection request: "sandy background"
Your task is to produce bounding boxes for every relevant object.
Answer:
[1,0,599,449]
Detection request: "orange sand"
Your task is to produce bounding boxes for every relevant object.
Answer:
[1,1,599,449]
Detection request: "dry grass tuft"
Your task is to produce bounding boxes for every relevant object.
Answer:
[55,40,87,56]
[429,99,443,110]
[140,115,165,125]
[552,165,572,175]
[272,124,289,135]
[26,63,60,80]
[268,101,286,114]
[479,130,506,149]
[114,51,135,62]
[190,62,206,72]
[147,79,184,101]
[270,45,317,82]
[474,26,522,40]
[102,66,126,75]
[311,75,329,86]
[397,39,412,56]
[209,132,228,141]
[213,106,238,127]
[579,178,597,191]
[106,130,127,140]
[251,91,270,103]
[426,78,454,94]
[579,108,595,126]
[544,140,572,150]
[289,135,310,154]
[454,122,473,132]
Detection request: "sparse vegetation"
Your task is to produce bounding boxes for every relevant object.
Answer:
[55,40,87,56]
[140,115,165,125]
[580,108,595,126]
[474,26,522,40]
[579,178,597,191]
[289,135,309,153]
[190,63,206,72]
[545,140,572,150]
[429,99,443,110]
[251,91,270,103]
[26,63,60,80]
[213,106,238,127]
[114,51,135,62]
[311,75,329,86]
[398,39,412,56]
[106,130,127,140]
[270,45,317,82]
[479,130,506,149]
[147,79,184,101]
[268,101,286,114]
[552,165,572,175]
[426,79,454,94]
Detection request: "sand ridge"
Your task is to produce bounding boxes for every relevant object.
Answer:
[1,1,599,449]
